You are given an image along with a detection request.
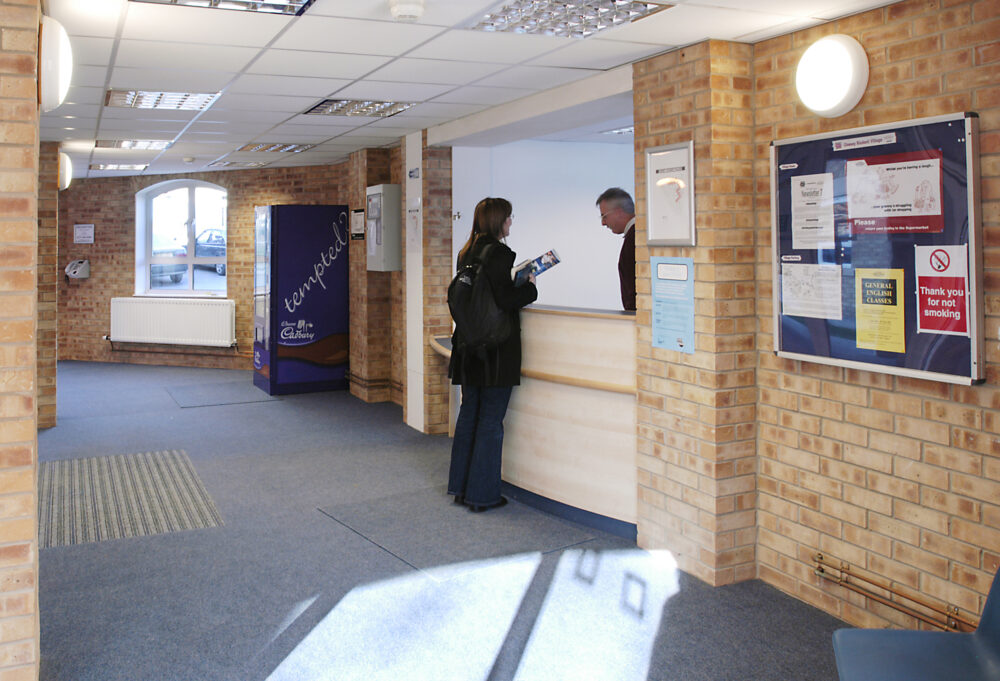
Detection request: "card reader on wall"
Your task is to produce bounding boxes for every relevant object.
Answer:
[65,259,90,279]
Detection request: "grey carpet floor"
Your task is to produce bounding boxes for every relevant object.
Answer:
[38,360,846,681]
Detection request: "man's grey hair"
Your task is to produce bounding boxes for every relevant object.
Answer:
[596,187,635,214]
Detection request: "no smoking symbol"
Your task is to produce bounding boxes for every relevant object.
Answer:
[930,249,950,272]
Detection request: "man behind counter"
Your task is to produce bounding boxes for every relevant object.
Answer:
[596,187,636,311]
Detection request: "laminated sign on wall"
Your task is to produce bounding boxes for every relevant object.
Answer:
[771,112,983,385]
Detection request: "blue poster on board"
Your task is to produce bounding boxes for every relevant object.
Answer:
[651,256,695,354]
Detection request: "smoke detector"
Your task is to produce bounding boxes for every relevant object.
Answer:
[390,0,423,21]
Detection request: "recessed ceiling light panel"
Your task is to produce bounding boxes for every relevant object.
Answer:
[90,163,149,171]
[236,142,315,153]
[602,125,634,136]
[105,89,219,111]
[467,1,669,39]
[208,161,268,168]
[96,139,172,150]
[128,0,315,15]
[304,99,416,118]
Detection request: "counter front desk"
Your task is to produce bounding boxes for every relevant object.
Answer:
[433,305,637,538]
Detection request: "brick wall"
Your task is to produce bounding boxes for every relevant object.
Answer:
[390,146,405,406]
[37,142,56,429]
[633,40,759,586]
[0,0,40,676]
[58,165,349,369]
[422,138,452,434]
[347,148,393,403]
[752,0,1000,627]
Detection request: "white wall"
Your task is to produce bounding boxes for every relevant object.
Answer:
[452,140,634,311]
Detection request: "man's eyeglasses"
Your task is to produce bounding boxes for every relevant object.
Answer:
[600,207,620,220]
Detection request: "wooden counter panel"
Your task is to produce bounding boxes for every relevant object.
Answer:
[503,378,637,523]
[520,310,635,393]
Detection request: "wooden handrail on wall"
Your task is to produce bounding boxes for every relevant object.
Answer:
[813,553,979,632]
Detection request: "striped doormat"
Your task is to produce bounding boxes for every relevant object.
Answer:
[39,450,223,549]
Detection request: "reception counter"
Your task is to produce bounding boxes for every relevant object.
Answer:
[433,304,637,532]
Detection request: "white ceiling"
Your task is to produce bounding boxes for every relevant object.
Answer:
[41,0,898,180]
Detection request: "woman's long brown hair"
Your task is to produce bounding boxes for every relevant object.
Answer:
[456,197,512,267]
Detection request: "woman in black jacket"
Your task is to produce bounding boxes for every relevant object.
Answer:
[448,197,537,512]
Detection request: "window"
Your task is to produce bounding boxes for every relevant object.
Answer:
[136,180,227,295]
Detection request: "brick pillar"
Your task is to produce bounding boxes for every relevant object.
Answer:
[348,148,393,402]
[37,141,57,429]
[633,40,758,586]
[0,0,41,677]
[422,139,451,434]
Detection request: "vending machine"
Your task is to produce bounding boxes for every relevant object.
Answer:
[253,204,350,395]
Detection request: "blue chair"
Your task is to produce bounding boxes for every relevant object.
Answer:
[832,569,1000,681]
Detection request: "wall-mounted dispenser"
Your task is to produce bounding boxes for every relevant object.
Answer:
[64,259,90,279]
[366,184,402,271]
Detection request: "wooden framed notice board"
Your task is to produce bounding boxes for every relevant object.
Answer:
[771,112,983,385]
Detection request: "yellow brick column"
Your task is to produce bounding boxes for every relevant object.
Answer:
[0,0,41,676]
[37,142,56,429]
[421,138,451,434]
[633,40,757,586]
[348,148,393,403]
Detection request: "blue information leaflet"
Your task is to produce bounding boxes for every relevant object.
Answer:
[651,257,695,353]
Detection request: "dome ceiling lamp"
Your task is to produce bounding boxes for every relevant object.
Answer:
[795,34,869,118]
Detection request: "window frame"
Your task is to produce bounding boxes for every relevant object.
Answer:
[135,179,228,297]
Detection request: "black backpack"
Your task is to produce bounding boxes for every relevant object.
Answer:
[447,243,511,353]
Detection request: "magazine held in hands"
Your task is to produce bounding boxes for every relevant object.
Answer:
[512,249,560,286]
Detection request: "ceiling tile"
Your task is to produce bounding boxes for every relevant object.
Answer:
[69,37,115,67]
[197,109,292,125]
[408,29,565,64]
[61,85,105,107]
[248,49,391,79]
[48,0,122,39]
[69,65,108,89]
[110,67,236,93]
[532,39,669,70]
[402,101,488,119]
[366,58,508,86]
[115,40,258,72]
[211,93,320,113]
[272,16,445,55]
[307,0,497,25]
[277,116,368,129]
[121,2,292,46]
[228,74,353,98]
[593,5,796,45]
[475,65,598,91]
[431,85,535,106]
[331,81,456,102]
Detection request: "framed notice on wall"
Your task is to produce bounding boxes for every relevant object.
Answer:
[771,112,983,385]
[646,141,695,246]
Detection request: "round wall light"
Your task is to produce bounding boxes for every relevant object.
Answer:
[58,152,73,190]
[795,34,868,118]
[39,15,74,113]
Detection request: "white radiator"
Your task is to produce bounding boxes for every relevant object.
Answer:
[110,297,236,347]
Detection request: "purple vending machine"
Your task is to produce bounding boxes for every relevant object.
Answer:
[253,204,350,395]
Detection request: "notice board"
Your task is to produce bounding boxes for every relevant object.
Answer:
[771,112,983,384]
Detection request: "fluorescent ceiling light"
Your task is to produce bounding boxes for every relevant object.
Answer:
[96,139,172,150]
[467,1,669,38]
[208,161,267,167]
[304,99,416,118]
[90,163,148,171]
[127,0,315,15]
[237,142,315,153]
[105,89,219,111]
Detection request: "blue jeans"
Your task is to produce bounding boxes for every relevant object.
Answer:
[448,385,512,506]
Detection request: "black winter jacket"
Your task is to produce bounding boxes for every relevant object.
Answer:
[449,237,537,386]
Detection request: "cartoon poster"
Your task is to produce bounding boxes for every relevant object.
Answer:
[846,150,943,234]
